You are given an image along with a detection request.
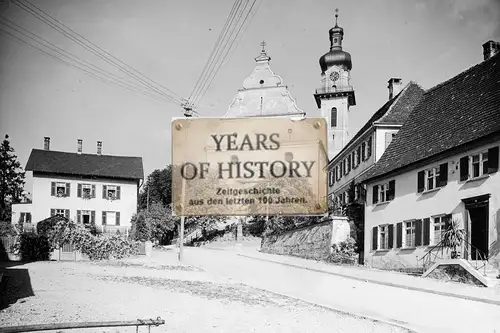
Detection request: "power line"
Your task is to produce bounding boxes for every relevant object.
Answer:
[13,0,184,106]
[190,0,249,106]
[193,0,258,108]
[0,27,178,104]
[188,0,243,104]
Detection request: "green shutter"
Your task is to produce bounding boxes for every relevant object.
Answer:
[91,210,95,224]
[460,156,469,181]
[117,186,121,200]
[439,163,448,187]
[388,180,395,200]
[396,222,403,248]
[50,208,55,217]
[65,209,70,220]
[102,185,107,199]
[77,210,81,223]
[367,136,372,157]
[488,146,499,174]
[423,218,431,246]
[102,211,107,225]
[51,182,56,196]
[372,226,378,251]
[65,183,70,197]
[362,142,366,161]
[92,184,96,198]
[388,224,394,249]
[415,219,423,246]
[372,185,379,204]
[116,212,120,226]
[77,184,82,197]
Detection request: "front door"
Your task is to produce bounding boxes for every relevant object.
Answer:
[468,205,489,260]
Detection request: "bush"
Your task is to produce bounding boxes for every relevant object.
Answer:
[130,213,151,242]
[48,219,141,260]
[327,237,358,265]
[11,231,52,261]
[0,220,17,237]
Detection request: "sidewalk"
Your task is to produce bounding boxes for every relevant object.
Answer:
[239,250,500,306]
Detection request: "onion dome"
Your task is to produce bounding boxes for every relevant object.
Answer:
[319,11,352,73]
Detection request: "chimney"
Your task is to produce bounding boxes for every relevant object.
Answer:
[483,40,500,61]
[43,137,50,150]
[77,139,83,154]
[388,78,403,100]
[97,141,102,155]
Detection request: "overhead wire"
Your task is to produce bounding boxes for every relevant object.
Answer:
[188,0,244,104]
[193,0,259,109]
[0,27,176,104]
[12,0,184,106]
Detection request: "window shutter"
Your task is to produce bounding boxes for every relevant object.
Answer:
[102,185,107,199]
[372,226,378,251]
[51,182,55,196]
[362,142,366,161]
[77,210,81,223]
[92,184,96,198]
[439,163,448,187]
[347,155,351,171]
[116,212,120,226]
[91,211,95,224]
[444,214,452,231]
[388,180,395,200]
[488,146,499,174]
[102,211,107,225]
[388,224,394,249]
[27,213,32,223]
[367,136,372,157]
[357,146,361,164]
[417,171,425,193]
[396,222,403,248]
[423,218,430,246]
[50,209,55,217]
[65,209,70,220]
[385,132,393,149]
[328,171,334,187]
[117,186,121,200]
[65,183,70,197]
[415,219,423,246]
[372,185,379,204]
[77,184,82,197]
[20,213,25,223]
[459,156,469,181]
[352,152,356,168]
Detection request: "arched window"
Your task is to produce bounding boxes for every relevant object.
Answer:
[331,107,337,128]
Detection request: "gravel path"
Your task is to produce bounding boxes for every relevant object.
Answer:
[0,254,410,333]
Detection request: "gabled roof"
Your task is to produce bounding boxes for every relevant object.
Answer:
[26,149,144,180]
[364,52,500,183]
[329,81,425,165]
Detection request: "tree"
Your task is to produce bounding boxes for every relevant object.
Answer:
[138,166,172,210]
[145,202,177,244]
[130,213,150,242]
[0,134,26,221]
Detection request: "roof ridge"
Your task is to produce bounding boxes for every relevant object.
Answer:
[32,148,142,159]
[425,52,499,95]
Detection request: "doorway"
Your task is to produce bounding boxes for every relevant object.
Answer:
[463,195,490,261]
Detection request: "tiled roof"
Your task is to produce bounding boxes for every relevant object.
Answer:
[329,81,425,164]
[25,149,144,180]
[364,52,500,183]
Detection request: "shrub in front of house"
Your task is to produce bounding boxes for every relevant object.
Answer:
[11,231,52,261]
[0,221,17,237]
[327,237,358,265]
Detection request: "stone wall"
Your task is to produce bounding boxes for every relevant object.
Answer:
[260,220,333,260]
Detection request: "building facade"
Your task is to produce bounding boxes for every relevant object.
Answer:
[313,13,356,161]
[326,80,425,214]
[362,42,500,272]
[11,138,144,232]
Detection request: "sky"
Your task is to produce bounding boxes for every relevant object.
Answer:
[1,0,500,195]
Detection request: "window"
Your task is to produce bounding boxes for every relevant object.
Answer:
[19,212,32,224]
[417,163,448,193]
[78,183,96,199]
[102,211,121,226]
[343,159,348,175]
[77,210,95,224]
[352,151,356,168]
[347,154,351,172]
[367,136,372,158]
[328,170,335,187]
[51,209,69,219]
[357,146,361,165]
[379,225,389,250]
[331,108,337,128]
[372,180,395,204]
[51,182,70,197]
[433,216,446,245]
[404,221,416,248]
[103,185,121,200]
[460,146,499,181]
[361,142,366,161]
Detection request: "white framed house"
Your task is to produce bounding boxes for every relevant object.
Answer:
[11,138,144,233]
[362,42,500,271]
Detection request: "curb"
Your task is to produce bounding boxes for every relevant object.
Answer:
[193,261,419,333]
[238,253,500,307]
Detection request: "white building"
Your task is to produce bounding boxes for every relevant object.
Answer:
[362,41,500,273]
[11,138,144,232]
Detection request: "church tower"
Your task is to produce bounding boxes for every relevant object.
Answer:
[313,10,356,160]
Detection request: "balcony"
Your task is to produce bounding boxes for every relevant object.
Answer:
[315,85,354,95]
[314,85,356,108]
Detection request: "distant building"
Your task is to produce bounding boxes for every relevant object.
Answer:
[226,42,305,118]
[11,138,144,233]
[362,41,500,272]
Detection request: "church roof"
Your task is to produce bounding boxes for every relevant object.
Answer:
[363,52,500,183]
[328,81,425,165]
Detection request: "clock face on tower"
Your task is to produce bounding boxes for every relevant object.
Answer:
[329,71,340,82]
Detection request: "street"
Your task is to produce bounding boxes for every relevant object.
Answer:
[183,247,500,333]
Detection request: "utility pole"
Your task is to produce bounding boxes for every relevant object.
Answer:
[146,186,150,213]
[178,102,194,262]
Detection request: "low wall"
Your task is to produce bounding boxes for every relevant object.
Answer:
[260,221,331,260]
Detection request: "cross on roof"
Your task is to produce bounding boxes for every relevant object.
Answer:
[260,41,266,53]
